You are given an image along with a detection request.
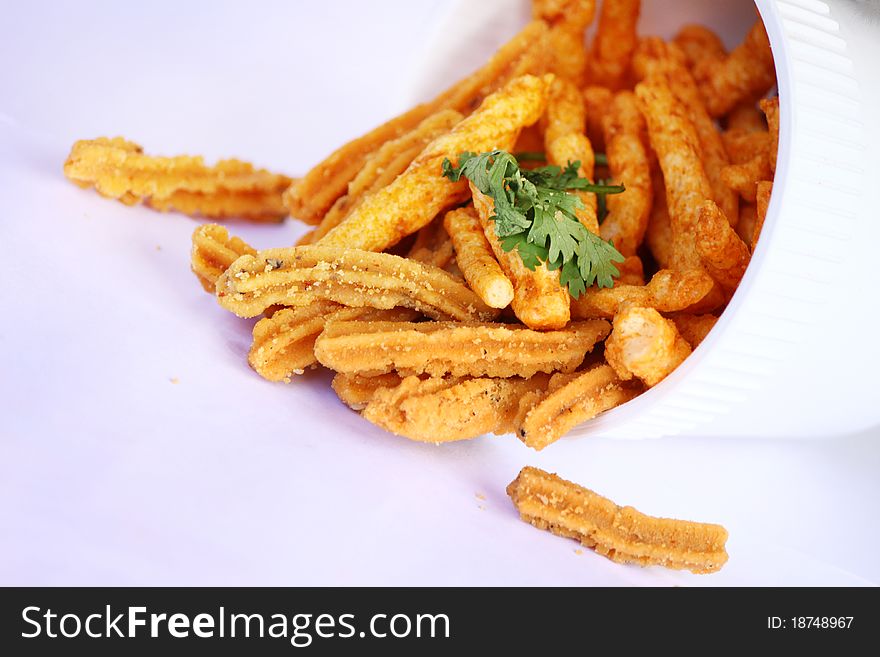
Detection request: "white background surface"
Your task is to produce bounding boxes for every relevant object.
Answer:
[1,0,878,586]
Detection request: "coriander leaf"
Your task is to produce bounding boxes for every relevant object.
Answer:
[513,151,546,162]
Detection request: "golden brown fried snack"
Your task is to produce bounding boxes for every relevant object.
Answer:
[726,101,767,133]
[672,314,718,348]
[407,215,455,269]
[586,0,641,90]
[314,319,610,379]
[507,467,729,573]
[600,91,652,255]
[695,200,751,294]
[754,180,773,247]
[722,129,771,165]
[533,0,596,82]
[307,110,463,244]
[332,372,404,411]
[582,86,613,152]
[673,24,727,70]
[760,97,779,173]
[645,167,673,268]
[286,21,550,224]
[695,19,776,118]
[518,364,641,450]
[362,374,550,442]
[216,246,497,321]
[605,305,692,387]
[64,137,292,222]
[249,305,419,382]
[191,223,256,293]
[472,184,571,330]
[616,255,645,286]
[736,202,757,249]
[721,153,772,203]
[443,207,514,308]
[319,75,552,252]
[572,268,715,319]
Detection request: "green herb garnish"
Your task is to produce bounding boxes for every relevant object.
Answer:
[441,150,625,298]
[594,152,608,167]
[513,151,546,162]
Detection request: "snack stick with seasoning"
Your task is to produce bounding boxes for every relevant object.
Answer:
[586,0,641,90]
[571,268,715,319]
[722,129,771,165]
[673,24,727,69]
[720,153,772,203]
[695,200,751,294]
[616,255,645,286]
[407,215,455,269]
[605,305,692,387]
[191,224,256,293]
[443,207,514,308]
[695,19,776,118]
[285,21,550,224]
[518,364,641,450]
[216,246,497,322]
[544,77,599,234]
[532,0,596,83]
[314,319,610,379]
[582,85,612,151]
[754,180,773,247]
[332,373,405,411]
[599,91,652,256]
[672,314,718,349]
[64,137,292,222]
[736,202,758,249]
[645,167,673,268]
[760,97,779,173]
[507,467,729,573]
[319,75,552,252]
[726,101,767,132]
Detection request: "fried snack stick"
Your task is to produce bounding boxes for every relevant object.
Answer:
[191,223,256,293]
[507,467,729,573]
[760,97,780,173]
[571,268,715,319]
[286,21,549,224]
[726,101,767,133]
[673,24,726,70]
[249,305,420,382]
[720,154,772,203]
[695,19,776,118]
[363,375,550,442]
[586,0,641,90]
[672,314,718,349]
[332,373,404,411]
[605,305,692,387]
[599,91,652,256]
[616,255,645,286]
[518,365,641,450]
[64,137,292,222]
[635,76,713,270]
[633,38,738,228]
[722,130,771,165]
[532,0,596,82]
[695,200,751,294]
[754,180,773,248]
[407,215,455,269]
[583,86,612,152]
[319,75,552,252]
[314,319,610,379]
[736,203,758,249]
[645,167,673,268]
[471,184,571,330]
[443,207,514,308]
[545,77,599,234]
[216,246,497,322]
[306,110,464,244]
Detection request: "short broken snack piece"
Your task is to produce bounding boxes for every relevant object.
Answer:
[507,466,729,573]
[191,223,256,292]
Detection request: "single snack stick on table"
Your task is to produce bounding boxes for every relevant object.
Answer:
[695,199,751,294]
[314,319,611,379]
[249,305,420,382]
[331,372,405,411]
[190,223,256,292]
[443,207,514,308]
[64,137,292,222]
[318,75,552,252]
[216,246,498,322]
[586,0,641,90]
[507,467,729,573]
[518,364,641,450]
[363,374,551,442]
[605,305,692,387]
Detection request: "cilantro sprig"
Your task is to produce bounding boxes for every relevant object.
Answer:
[442,150,625,298]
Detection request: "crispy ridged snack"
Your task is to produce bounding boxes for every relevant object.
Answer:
[760,97,779,173]
[518,364,640,450]
[533,0,596,83]
[545,77,599,234]
[605,305,692,387]
[754,180,773,247]
[721,154,771,203]
[599,91,652,255]
[249,305,419,382]
[319,75,552,252]
[695,19,776,118]
[472,185,571,330]
[314,320,610,378]
[507,467,729,573]
[443,207,514,308]
[363,374,550,442]
[722,129,770,165]
[407,215,456,270]
[695,200,751,293]
[572,268,714,319]
[64,137,292,222]
[306,110,464,244]
[633,38,738,228]
[216,246,497,321]
[583,85,612,152]
[191,223,256,292]
[586,0,641,90]
[332,372,404,411]
[672,314,718,348]
[673,24,726,69]
[286,21,550,224]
